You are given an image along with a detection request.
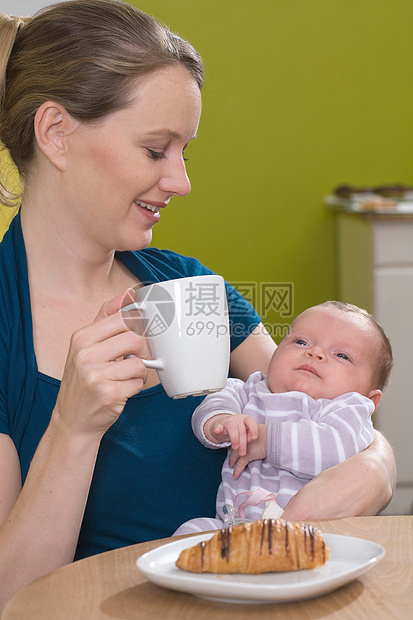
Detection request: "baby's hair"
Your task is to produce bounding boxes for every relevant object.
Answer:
[317,300,393,391]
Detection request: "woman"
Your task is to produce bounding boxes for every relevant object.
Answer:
[0,0,395,608]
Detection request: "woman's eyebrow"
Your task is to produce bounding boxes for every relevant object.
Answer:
[142,129,198,141]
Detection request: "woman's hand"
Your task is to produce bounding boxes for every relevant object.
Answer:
[282,430,396,520]
[53,288,149,437]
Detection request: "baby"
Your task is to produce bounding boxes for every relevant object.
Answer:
[174,301,392,535]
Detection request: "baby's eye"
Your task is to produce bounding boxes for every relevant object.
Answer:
[295,339,308,346]
[336,352,349,361]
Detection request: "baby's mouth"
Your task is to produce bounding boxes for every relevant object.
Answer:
[297,364,320,377]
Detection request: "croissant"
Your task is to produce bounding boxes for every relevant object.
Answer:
[176,519,330,574]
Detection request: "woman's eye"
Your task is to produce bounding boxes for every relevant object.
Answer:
[147,149,165,161]
[336,353,349,361]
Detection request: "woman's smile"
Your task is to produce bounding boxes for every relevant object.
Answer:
[134,199,165,214]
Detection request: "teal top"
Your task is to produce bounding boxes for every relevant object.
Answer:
[0,213,261,559]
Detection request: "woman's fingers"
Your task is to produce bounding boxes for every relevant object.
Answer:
[71,287,147,357]
[94,287,136,321]
[72,326,150,366]
[55,288,150,437]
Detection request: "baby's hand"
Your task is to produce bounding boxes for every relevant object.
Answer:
[228,423,268,479]
[206,414,258,457]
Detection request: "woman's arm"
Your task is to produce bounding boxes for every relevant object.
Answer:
[229,322,276,380]
[0,420,102,608]
[229,328,396,518]
[282,430,396,520]
[0,290,149,610]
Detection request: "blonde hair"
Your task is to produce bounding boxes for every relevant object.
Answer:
[0,0,203,207]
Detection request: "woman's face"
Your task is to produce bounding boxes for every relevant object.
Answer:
[62,64,202,252]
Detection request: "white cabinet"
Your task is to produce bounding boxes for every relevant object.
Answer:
[336,212,413,515]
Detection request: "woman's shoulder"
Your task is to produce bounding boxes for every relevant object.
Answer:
[141,247,214,273]
[0,212,21,262]
[117,247,215,283]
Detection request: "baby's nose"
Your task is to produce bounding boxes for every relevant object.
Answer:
[305,346,326,361]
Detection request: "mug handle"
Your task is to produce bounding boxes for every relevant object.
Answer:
[119,302,165,370]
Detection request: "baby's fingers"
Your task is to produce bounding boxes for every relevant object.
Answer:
[231,416,256,455]
[228,447,240,469]
[225,421,246,455]
[213,423,224,434]
[232,454,250,479]
[244,416,259,442]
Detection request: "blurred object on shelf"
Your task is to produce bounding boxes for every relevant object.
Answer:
[325,182,413,214]
[334,183,413,201]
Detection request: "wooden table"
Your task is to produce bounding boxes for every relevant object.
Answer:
[1,516,411,619]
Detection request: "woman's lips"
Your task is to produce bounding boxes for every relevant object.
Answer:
[134,199,167,223]
[134,199,164,213]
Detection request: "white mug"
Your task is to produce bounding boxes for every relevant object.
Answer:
[121,275,230,399]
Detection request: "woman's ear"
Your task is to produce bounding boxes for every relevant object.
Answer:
[368,389,382,412]
[34,101,80,171]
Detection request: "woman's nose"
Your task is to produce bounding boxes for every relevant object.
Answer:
[305,346,326,361]
[158,157,191,197]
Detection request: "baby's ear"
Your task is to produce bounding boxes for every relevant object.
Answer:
[368,389,382,412]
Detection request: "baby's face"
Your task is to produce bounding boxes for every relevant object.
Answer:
[267,306,381,404]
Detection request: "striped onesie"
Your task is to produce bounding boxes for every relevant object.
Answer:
[174,371,374,536]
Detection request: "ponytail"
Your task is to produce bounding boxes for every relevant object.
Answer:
[0,14,30,207]
[0,15,30,98]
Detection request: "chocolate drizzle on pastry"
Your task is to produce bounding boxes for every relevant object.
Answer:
[220,527,232,562]
[200,540,206,569]
[303,523,316,559]
[259,519,279,556]
[260,520,266,554]
[176,518,331,574]
[285,520,290,554]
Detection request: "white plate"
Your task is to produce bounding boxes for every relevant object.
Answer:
[136,532,385,604]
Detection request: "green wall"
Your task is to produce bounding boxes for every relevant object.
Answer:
[2,0,413,339]
[132,0,413,339]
